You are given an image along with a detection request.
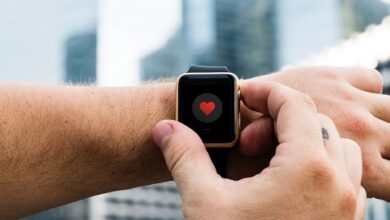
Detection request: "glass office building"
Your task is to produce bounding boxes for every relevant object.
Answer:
[141,0,277,80]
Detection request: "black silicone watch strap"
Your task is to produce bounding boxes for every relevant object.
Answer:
[186,65,232,177]
[187,65,230,73]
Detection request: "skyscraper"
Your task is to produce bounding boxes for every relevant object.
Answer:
[140,31,188,80]
[213,0,277,77]
[340,0,388,38]
[65,32,97,84]
[276,0,342,67]
[141,0,278,80]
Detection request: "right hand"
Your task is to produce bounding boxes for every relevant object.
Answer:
[153,81,366,220]
[242,67,390,201]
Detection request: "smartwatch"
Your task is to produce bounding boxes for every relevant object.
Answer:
[176,65,240,176]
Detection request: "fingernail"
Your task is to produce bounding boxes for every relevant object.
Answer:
[153,122,174,147]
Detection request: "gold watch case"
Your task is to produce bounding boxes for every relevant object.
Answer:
[175,72,240,148]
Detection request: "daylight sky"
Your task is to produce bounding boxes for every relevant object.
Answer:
[97,0,181,86]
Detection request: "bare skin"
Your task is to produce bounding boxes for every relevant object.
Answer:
[0,66,388,218]
[260,67,390,200]
[153,81,365,220]
[0,83,175,219]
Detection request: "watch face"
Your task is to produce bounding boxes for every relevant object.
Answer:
[177,73,238,145]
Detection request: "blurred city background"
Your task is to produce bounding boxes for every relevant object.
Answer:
[0,0,389,219]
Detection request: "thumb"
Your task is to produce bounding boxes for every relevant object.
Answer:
[153,120,218,188]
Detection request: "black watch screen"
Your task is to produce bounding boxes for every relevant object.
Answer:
[177,73,239,145]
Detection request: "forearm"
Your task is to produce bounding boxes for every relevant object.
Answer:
[0,82,175,218]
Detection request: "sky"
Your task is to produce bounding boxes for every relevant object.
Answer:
[97,0,182,86]
[0,0,180,86]
[0,0,96,83]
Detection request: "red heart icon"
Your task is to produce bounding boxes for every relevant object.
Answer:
[199,101,216,116]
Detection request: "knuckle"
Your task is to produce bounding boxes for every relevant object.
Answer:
[306,157,335,185]
[338,187,358,215]
[338,110,375,139]
[354,67,383,93]
[361,155,380,188]
[365,68,383,92]
[337,85,360,102]
[294,92,318,112]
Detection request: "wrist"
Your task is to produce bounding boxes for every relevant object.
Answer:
[80,83,176,191]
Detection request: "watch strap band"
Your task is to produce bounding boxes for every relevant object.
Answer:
[206,148,230,177]
[186,65,232,177]
[187,65,230,73]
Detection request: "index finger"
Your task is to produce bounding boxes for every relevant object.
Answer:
[240,80,323,153]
